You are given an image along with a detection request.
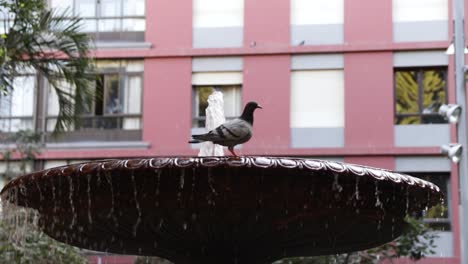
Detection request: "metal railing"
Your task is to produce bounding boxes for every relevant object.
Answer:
[46,114,142,131]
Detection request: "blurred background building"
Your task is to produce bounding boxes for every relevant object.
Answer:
[0,0,461,263]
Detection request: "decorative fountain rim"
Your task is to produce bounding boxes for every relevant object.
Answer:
[1,156,440,194]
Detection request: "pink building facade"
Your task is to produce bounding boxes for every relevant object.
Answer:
[0,0,465,263]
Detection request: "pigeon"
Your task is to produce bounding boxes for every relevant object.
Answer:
[189,101,262,156]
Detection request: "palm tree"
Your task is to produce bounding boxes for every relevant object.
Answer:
[0,0,94,133]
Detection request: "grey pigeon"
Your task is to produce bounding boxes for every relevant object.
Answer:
[189,101,262,156]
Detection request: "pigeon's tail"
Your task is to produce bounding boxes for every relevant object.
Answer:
[188,139,202,144]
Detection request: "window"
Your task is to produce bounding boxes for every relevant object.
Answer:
[49,0,145,42]
[193,0,244,28]
[290,0,344,45]
[291,0,343,26]
[394,68,447,125]
[0,75,36,133]
[393,0,448,23]
[0,3,13,34]
[192,85,241,128]
[392,0,448,42]
[47,60,143,132]
[192,0,244,48]
[410,173,451,231]
[290,70,344,128]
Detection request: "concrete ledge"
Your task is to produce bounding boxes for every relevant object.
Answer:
[46,141,151,150]
[93,42,152,50]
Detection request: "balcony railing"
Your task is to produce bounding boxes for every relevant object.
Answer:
[46,114,141,131]
[0,116,34,133]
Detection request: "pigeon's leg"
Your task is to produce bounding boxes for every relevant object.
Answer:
[228,146,238,157]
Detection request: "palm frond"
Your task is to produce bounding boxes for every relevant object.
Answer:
[1,0,94,134]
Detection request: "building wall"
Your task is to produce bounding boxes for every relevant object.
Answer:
[0,0,461,263]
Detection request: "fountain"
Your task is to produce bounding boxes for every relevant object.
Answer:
[0,92,443,264]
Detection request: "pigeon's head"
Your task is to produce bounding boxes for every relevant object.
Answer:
[240,101,262,124]
[245,101,262,111]
[244,101,262,114]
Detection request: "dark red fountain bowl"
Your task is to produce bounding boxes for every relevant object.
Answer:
[1,157,442,264]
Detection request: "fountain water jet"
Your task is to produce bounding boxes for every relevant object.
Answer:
[198,90,225,157]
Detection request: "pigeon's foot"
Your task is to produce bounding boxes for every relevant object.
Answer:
[228,148,238,157]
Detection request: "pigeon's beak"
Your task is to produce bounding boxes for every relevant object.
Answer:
[257,105,263,109]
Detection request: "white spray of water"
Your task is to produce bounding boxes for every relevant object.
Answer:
[198,90,225,156]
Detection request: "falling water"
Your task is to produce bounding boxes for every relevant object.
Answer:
[155,169,161,208]
[198,90,226,156]
[374,181,382,208]
[207,168,217,206]
[131,171,142,237]
[105,172,118,227]
[87,174,93,224]
[354,177,360,201]
[1,192,40,248]
[332,174,343,193]
[190,168,196,203]
[67,176,76,229]
[405,187,410,216]
[178,169,185,204]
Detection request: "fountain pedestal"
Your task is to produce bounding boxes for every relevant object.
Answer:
[0,157,442,264]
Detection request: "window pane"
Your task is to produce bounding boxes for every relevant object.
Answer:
[75,0,96,18]
[81,19,97,32]
[222,86,241,118]
[393,0,448,22]
[123,76,142,114]
[395,70,422,124]
[395,69,447,125]
[291,70,344,128]
[104,74,121,114]
[11,76,35,116]
[291,0,344,25]
[395,70,419,115]
[422,70,446,112]
[99,18,121,32]
[100,0,122,17]
[123,118,140,129]
[123,0,145,16]
[192,86,241,127]
[195,86,212,118]
[0,5,9,20]
[51,0,73,14]
[193,0,244,27]
[0,22,6,34]
[122,18,145,31]
[126,61,144,72]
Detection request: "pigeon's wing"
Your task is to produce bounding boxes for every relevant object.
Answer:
[192,119,252,144]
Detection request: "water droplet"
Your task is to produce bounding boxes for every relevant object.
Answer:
[374,181,382,208]
[105,172,118,226]
[354,177,360,200]
[332,174,343,193]
[178,169,185,204]
[131,171,142,237]
[155,169,161,208]
[67,175,76,229]
[87,174,93,224]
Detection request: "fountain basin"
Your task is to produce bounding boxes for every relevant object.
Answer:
[0,157,442,264]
